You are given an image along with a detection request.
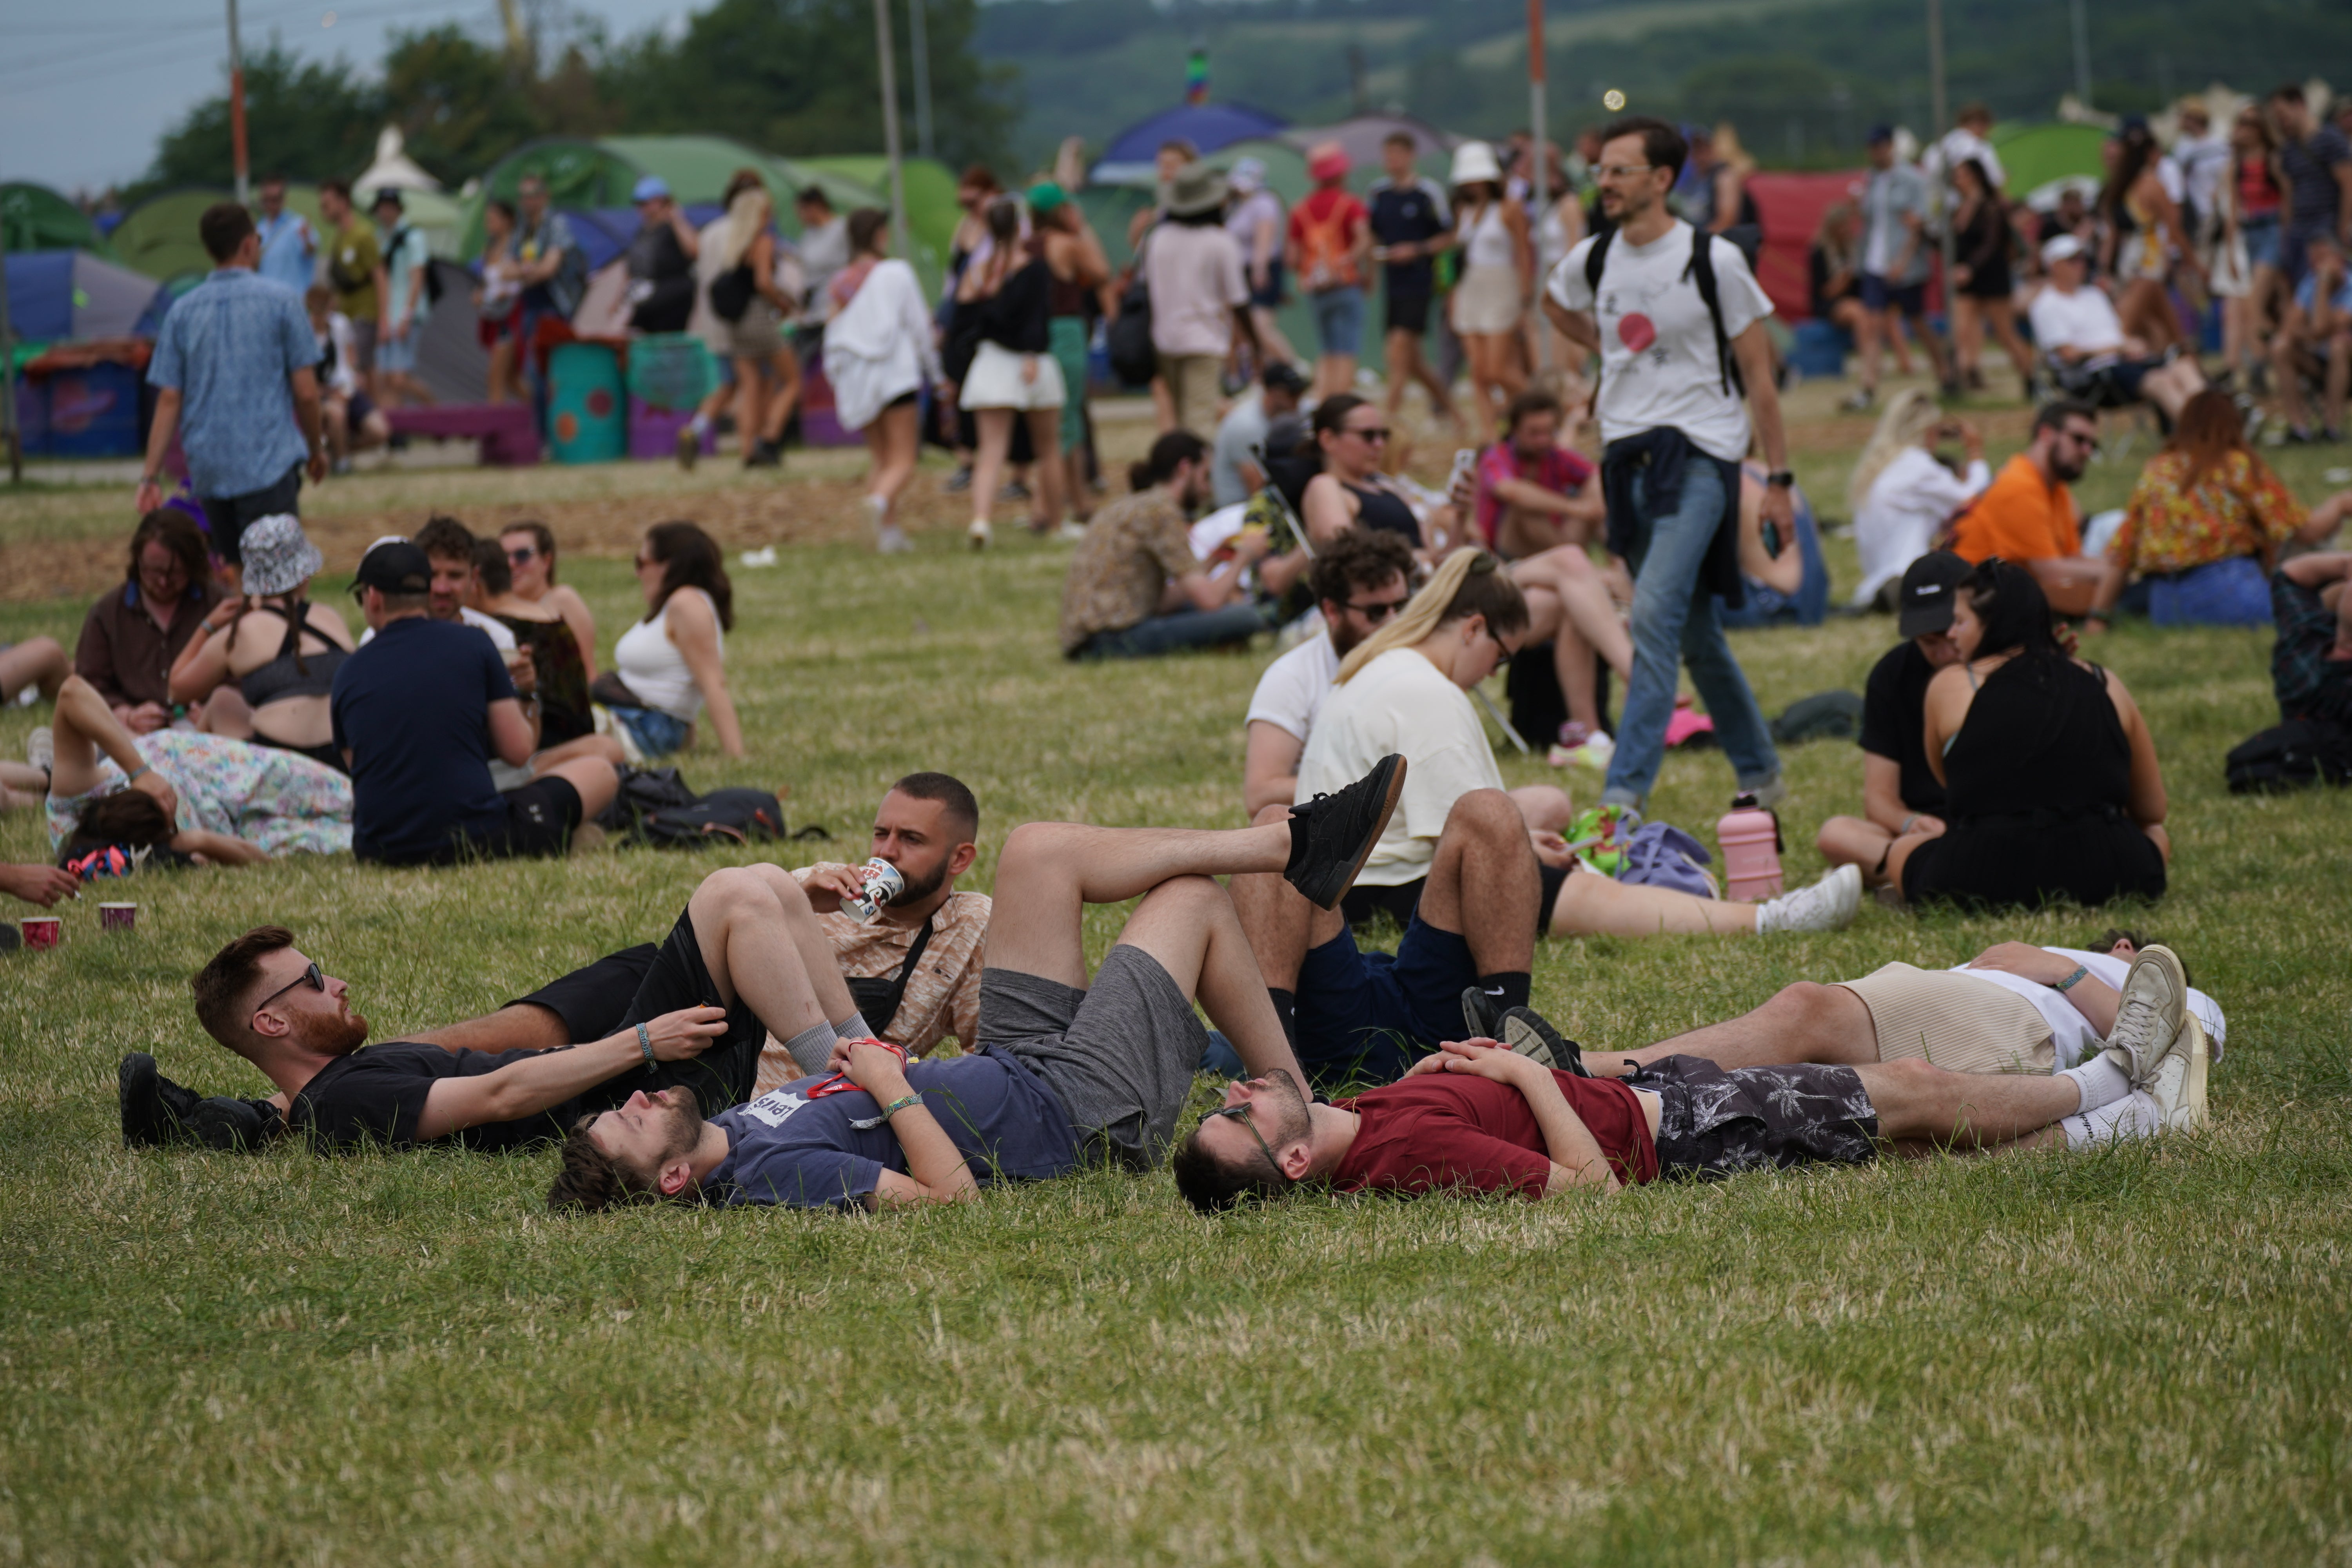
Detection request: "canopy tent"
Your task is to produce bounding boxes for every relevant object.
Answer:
[110,185,327,282]
[4,250,166,341]
[1092,102,1290,185]
[2,183,113,258]
[365,185,469,258]
[1278,113,1458,173]
[352,125,441,195]
[1991,122,2111,207]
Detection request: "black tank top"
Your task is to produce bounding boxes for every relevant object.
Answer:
[238,601,347,708]
[1345,480,1423,548]
[1942,657,2130,822]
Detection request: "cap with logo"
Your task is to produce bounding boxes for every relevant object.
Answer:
[352,539,432,597]
[1897,550,1972,639]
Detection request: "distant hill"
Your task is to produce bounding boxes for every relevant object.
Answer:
[976,0,2350,171]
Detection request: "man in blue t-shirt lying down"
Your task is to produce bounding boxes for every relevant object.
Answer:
[165,860,884,1154]
[544,755,1409,1211]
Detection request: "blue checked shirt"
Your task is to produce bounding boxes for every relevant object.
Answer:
[147,268,321,500]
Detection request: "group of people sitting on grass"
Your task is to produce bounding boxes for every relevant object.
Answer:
[0,506,748,903]
[120,759,2218,1222]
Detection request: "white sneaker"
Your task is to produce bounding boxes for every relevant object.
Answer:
[2106,944,2189,1087]
[1756,863,1862,934]
[2147,1015,2210,1132]
[25,726,53,773]
[877,525,914,554]
[967,519,993,550]
[1054,519,1089,542]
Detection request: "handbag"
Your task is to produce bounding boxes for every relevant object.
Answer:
[709,262,756,323]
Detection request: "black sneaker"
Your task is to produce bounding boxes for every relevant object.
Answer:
[1460,985,1506,1042]
[188,1096,285,1152]
[120,1053,204,1147]
[1500,1006,1591,1077]
[1283,754,1406,911]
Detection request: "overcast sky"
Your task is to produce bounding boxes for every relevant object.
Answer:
[0,0,699,194]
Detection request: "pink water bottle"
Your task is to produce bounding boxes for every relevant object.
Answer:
[1716,795,1784,902]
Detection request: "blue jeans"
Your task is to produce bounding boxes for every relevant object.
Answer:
[1601,458,1780,806]
[2149,555,2272,626]
[1074,601,1271,659]
[1311,286,1366,360]
[607,705,691,758]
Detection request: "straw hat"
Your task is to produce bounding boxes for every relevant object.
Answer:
[1450,141,1503,187]
[238,515,324,597]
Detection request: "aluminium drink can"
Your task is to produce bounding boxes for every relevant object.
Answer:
[840,858,906,922]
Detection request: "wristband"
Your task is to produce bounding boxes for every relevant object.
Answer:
[1898,814,1918,836]
[2052,965,2090,993]
[637,1022,655,1069]
[878,1092,923,1119]
[125,764,152,784]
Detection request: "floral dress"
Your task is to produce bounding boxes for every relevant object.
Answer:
[47,730,353,856]
[2108,449,2305,575]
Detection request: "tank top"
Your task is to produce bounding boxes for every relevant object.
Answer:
[1463,203,1515,273]
[496,612,592,744]
[1344,480,1423,548]
[2238,155,2282,219]
[613,588,719,720]
[238,601,347,708]
[1942,658,2131,823]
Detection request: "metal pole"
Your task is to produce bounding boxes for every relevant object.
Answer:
[2069,0,2093,109]
[227,0,250,204]
[1528,0,1549,372]
[1929,0,1957,388]
[872,0,911,261]
[0,243,20,484]
[906,0,934,162]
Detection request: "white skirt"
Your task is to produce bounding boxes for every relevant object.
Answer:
[1450,263,1525,336]
[961,339,1067,412]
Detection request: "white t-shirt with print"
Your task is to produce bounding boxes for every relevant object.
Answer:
[1295,647,1502,887]
[1245,632,1340,744]
[1938,946,2227,1071]
[1547,221,1773,462]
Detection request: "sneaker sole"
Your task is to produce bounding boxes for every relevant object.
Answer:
[1307,755,1406,911]
[2168,1015,2210,1133]
[2119,946,2190,1084]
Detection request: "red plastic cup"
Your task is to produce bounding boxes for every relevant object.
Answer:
[20,916,62,951]
[100,902,138,934]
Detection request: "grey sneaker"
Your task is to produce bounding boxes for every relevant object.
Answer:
[1739,774,1787,811]
[1755,864,1862,934]
[1501,1006,1591,1077]
[2106,944,2189,1087]
[26,726,53,773]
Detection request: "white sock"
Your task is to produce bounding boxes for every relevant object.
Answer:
[2057,1051,2134,1115]
[688,412,710,436]
[831,1013,878,1046]
[782,1021,839,1076]
[2061,1091,2160,1149]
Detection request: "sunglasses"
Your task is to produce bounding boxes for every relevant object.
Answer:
[1345,597,1407,623]
[506,546,539,564]
[1345,426,1392,443]
[252,960,325,1018]
[1204,1101,1294,1187]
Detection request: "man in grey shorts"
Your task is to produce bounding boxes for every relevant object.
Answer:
[549,757,1409,1210]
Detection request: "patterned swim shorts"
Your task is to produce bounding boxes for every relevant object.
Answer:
[1628,1054,1881,1180]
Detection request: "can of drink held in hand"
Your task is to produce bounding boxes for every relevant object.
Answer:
[840,858,906,922]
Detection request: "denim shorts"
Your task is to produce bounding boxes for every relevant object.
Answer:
[607,704,691,758]
[2241,214,2281,271]
[1311,285,1366,359]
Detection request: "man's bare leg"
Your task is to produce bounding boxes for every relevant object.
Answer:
[1618,981,1879,1072]
[1110,875,1301,1082]
[742,862,859,1025]
[1415,788,1539,978]
[687,866,833,1044]
[1548,872,1762,939]
[1858,1057,2080,1149]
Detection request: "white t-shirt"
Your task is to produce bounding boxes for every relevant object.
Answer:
[1547,221,1773,462]
[1210,393,1272,508]
[1145,221,1249,359]
[1939,946,2227,1071]
[1853,448,1991,606]
[358,606,517,653]
[1245,632,1339,744]
[1295,647,1502,887]
[2028,284,2126,358]
[1924,127,2007,198]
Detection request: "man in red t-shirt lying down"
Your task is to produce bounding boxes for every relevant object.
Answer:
[1170,944,2202,1212]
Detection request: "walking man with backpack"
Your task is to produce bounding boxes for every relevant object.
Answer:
[1288,142,1373,400]
[1543,115,1790,815]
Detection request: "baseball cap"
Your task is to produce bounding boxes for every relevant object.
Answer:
[1897,551,1971,639]
[2041,233,2085,265]
[632,174,671,203]
[370,188,403,213]
[352,538,431,597]
[1262,361,1308,395]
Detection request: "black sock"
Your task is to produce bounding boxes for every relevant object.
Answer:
[1267,987,1298,1052]
[1477,972,1532,1013]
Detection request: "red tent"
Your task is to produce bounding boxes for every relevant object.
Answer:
[1746,171,1865,323]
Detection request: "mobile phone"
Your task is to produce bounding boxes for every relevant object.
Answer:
[1448,447,1479,492]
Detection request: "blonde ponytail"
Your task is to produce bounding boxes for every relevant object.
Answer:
[1336,546,1529,683]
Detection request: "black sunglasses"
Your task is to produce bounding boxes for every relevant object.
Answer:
[1344,597,1407,623]
[1205,1101,1294,1187]
[252,960,325,1018]
[506,546,539,564]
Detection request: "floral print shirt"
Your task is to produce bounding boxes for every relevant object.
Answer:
[2109,449,2305,575]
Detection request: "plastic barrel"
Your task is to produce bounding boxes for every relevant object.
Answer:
[548,343,625,465]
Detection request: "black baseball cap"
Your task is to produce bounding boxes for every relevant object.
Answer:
[1897,551,1971,639]
[352,538,431,597]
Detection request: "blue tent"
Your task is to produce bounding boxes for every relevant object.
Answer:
[4,249,165,342]
[1093,103,1290,185]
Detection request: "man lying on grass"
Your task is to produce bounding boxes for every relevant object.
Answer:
[1170,944,2204,1212]
[132,861,887,1152]
[544,756,1407,1211]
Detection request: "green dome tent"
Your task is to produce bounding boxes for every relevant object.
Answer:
[110,185,327,282]
[2,183,113,258]
[792,154,960,294]
[1991,122,2111,205]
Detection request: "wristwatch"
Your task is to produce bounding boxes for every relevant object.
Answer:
[1764,470,1796,489]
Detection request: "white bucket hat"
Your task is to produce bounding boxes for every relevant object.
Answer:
[237,514,325,597]
[1450,141,1504,188]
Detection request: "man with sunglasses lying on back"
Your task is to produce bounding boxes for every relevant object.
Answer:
[125,860,888,1153]
[1171,942,2206,1213]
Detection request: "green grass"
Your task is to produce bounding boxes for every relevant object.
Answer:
[2,410,2350,1563]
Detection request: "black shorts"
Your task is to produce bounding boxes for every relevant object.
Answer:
[1385,289,1433,337]
[200,462,305,564]
[588,909,765,1116]
[441,777,583,864]
[507,944,660,1042]
[1339,862,1572,938]
[1628,1054,1880,1180]
[1294,915,1477,1090]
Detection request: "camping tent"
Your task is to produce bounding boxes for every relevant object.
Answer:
[4,250,166,342]
[1279,113,1458,172]
[1092,102,1290,185]
[793,154,960,292]
[2,183,112,258]
[1991,122,2110,206]
[110,185,329,282]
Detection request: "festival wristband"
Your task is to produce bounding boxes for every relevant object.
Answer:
[2052,965,2091,993]
[125,764,152,783]
[878,1093,923,1120]
[637,1022,655,1069]
[1898,815,1918,836]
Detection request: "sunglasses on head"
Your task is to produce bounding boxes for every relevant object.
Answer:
[252,960,325,1019]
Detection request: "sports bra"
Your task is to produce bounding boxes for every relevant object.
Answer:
[238,601,348,709]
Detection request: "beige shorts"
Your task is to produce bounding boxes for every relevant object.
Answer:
[962,339,1067,412]
[1838,962,2056,1074]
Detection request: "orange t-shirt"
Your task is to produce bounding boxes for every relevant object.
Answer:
[1951,453,2080,563]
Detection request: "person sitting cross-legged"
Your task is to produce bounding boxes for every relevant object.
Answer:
[142,860,880,1153]
[1170,942,2206,1213]
[1816,552,1967,887]
[544,757,1409,1211]
[1060,431,1273,660]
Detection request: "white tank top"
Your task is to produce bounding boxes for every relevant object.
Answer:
[1463,203,1515,273]
[613,588,719,720]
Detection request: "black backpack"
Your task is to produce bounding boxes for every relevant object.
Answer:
[388,227,445,305]
[1583,220,1742,397]
[1106,229,1157,387]
[2224,720,2352,793]
[639,787,787,848]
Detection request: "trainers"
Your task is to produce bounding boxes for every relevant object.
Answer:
[1501,1005,1591,1077]
[26,726,53,773]
[675,424,701,471]
[1839,388,1875,413]
[1001,479,1031,501]
[1054,519,1089,542]
[120,1053,203,1147]
[1460,985,1506,1042]
[1738,774,1787,811]
[2151,1015,2210,1132]
[1283,753,1407,910]
[943,465,973,494]
[2106,944,2189,1087]
[188,1096,283,1152]
[967,519,993,550]
[1755,864,1862,934]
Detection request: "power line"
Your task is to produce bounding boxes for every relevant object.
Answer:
[0,0,483,89]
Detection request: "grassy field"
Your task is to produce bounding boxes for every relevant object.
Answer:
[2,387,2350,1564]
